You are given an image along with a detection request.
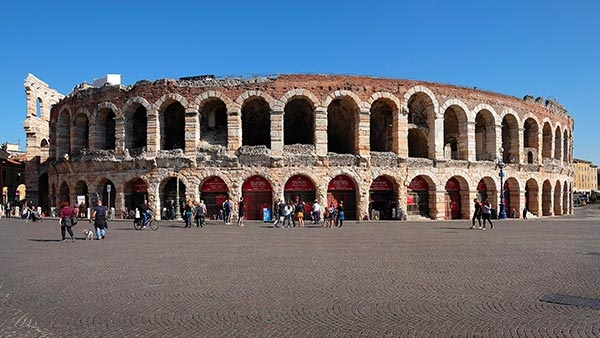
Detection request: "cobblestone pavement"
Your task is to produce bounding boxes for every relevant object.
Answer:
[1,209,600,338]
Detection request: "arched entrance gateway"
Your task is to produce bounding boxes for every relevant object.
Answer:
[407,176,430,218]
[125,178,148,214]
[504,178,520,218]
[445,177,462,219]
[200,177,229,220]
[369,176,397,220]
[242,176,273,220]
[327,175,356,220]
[284,175,316,220]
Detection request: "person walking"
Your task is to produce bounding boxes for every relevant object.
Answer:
[522,207,528,220]
[91,199,109,239]
[195,200,207,227]
[471,198,482,229]
[58,201,76,242]
[273,199,286,228]
[184,200,194,228]
[222,198,232,225]
[480,199,493,230]
[295,200,305,227]
[284,201,294,228]
[336,201,345,228]
[312,200,321,225]
[237,197,245,227]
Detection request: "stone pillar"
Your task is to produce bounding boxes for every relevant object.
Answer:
[396,109,408,157]
[114,116,125,155]
[227,110,241,155]
[270,110,284,158]
[431,190,447,220]
[466,121,476,162]
[432,116,444,160]
[146,109,159,156]
[116,191,125,219]
[357,108,370,157]
[315,107,327,157]
[185,110,198,157]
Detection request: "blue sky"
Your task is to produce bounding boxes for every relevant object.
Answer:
[1,0,599,163]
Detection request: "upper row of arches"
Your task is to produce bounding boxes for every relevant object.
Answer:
[49,85,573,165]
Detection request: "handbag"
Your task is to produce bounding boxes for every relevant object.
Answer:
[70,215,78,226]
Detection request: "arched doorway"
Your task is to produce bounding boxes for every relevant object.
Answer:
[242,176,273,220]
[99,180,116,210]
[327,175,357,220]
[200,176,229,220]
[525,179,539,216]
[369,176,397,220]
[445,177,461,219]
[284,175,316,220]
[542,180,552,216]
[163,177,186,217]
[477,180,488,202]
[504,178,520,218]
[125,178,148,214]
[407,176,430,218]
[59,181,70,205]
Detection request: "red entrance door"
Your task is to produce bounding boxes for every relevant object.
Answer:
[445,177,461,219]
[242,176,273,220]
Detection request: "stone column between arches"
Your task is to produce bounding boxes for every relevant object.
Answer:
[314,107,327,157]
[270,110,284,158]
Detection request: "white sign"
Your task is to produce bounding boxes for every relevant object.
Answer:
[77,195,86,205]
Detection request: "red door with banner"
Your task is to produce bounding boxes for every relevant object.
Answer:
[445,177,461,219]
[369,176,395,220]
[408,176,429,217]
[242,176,273,220]
[200,176,229,219]
[284,175,316,219]
[327,175,356,220]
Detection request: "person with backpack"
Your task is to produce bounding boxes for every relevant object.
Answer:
[91,199,109,239]
[194,200,207,227]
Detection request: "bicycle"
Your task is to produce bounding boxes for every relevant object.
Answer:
[133,211,159,231]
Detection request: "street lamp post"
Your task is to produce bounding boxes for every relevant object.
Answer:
[107,184,112,220]
[498,148,507,219]
[172,160,184,220]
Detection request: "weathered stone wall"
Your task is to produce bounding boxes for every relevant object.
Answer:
[27,74,574,220]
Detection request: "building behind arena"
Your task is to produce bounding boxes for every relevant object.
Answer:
[23,73,574,220]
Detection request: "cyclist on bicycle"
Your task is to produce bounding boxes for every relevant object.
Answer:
[139,200,151,228]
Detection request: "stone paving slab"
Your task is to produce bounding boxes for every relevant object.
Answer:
[0,214,599,337]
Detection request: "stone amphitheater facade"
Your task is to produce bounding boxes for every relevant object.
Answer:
[23,73,574,220]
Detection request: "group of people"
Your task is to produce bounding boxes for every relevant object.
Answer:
[219,197,245,227]
[58,199,109,242]
[471,198,494,230]
[272,199,345,228]
[182,199,209,228]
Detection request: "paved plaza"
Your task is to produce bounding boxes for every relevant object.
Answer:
[1,208,600,338]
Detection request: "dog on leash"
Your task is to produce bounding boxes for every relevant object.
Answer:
[82,229,94,240]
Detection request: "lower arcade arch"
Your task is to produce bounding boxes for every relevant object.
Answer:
[407,175,434,218]
[97,180,116,210]
[542,180,552,216]
[284,175,316,221]
[554,180,562,215]
[445,176,469,220]
[369,176,398,220]
[503,177,520,218]
[161,177,187,217]
[200,176,229,220]
[525,179,539,216]
[476,177,497,208]
[124,178,148,215]
[242,176,273,220]
[327,175,357,220]
[562,183,569,215]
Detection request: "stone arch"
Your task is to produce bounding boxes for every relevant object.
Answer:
[59,181,70,204]
[474,108,497,161]
[442,102,469,160]
[156,95,187,151]
[323,90,363,111]
[192,91,235,111]
[525,178,539,216]
[94,102,118,150]
[542,121,552,159]
[240,95,272,148]
[406,89,437,159]
[368,174,400,220]
[279,88,321,110]
[444,175,470,219]
[123,177,150,214]
[57,107,72,157]
[501,113,520,164]
[523,117,539,163]
[326,93,360,154]
[406,174,437,219]
[472,104,500,125]
[370,97,397,152]
[241,174,275,220]
[554,180,562,215]
[235,90,278,110]
[562,181,569,215]
[197,96,228,148]
[542,179,552,216]
[554,125,562,160]
[504,177,521,218]
[283,94,316,146]
[72,108,90,151]
[122,97,151,150]
[476,176,498,207]
[403,85,440,117]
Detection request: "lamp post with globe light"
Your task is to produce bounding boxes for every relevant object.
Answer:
[497,148,507,219]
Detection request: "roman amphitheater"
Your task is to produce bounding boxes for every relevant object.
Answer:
[23,73,574,221]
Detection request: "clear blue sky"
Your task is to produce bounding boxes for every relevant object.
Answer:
[1,0,598,163]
